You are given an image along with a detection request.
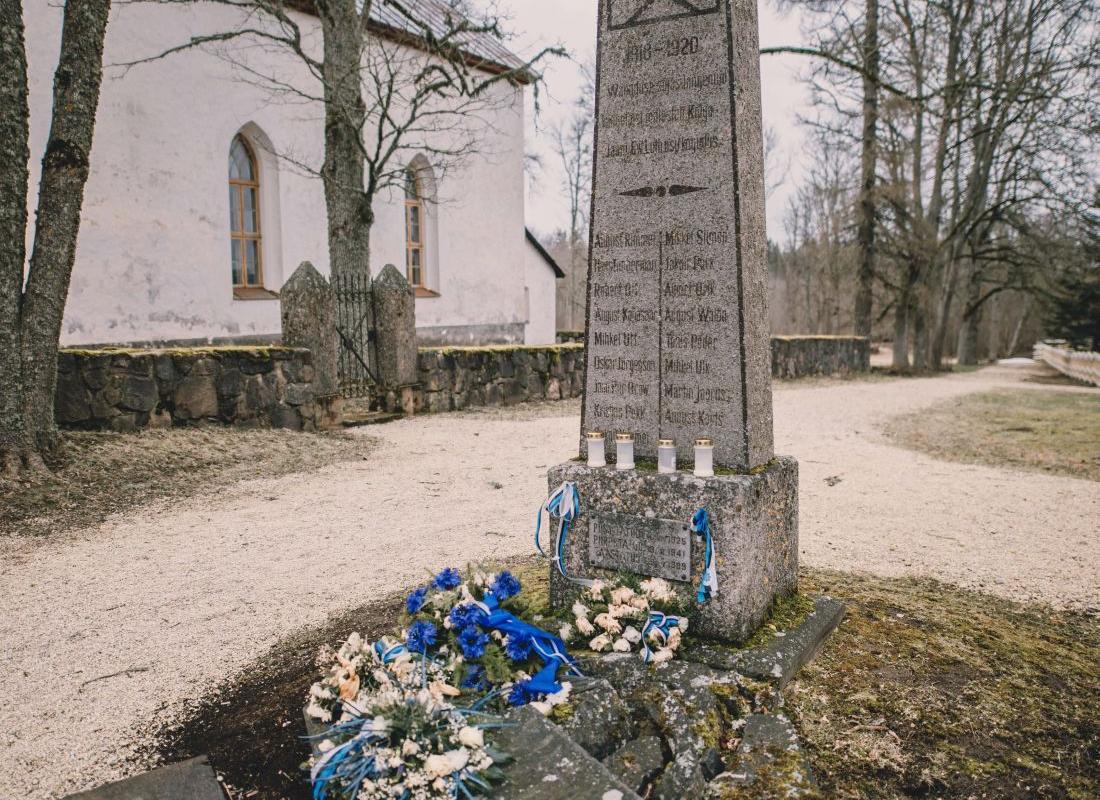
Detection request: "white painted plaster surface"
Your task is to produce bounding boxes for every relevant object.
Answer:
[24,3,548,346]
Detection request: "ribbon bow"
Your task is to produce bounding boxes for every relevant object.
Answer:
[473,592,582,695]
[535,482,594,586]
[640,611,688,663]
[692,508,718,604]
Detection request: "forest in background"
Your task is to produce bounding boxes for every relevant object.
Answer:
[548,0,1099,367]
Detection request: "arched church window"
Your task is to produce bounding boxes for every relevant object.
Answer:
[404,168,426,289]
[229,136,263,288]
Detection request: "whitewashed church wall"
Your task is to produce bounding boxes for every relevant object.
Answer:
[24,2,531,347]
[523,241,558,346]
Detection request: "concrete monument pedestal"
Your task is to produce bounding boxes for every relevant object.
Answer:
[548,458,798,644]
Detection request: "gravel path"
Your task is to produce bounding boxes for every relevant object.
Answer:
[1,364,1097,798]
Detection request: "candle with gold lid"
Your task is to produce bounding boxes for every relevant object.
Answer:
[658,438,676,474]
[693,437,714,478]
[615,432,635,470]
[586,431,606,468]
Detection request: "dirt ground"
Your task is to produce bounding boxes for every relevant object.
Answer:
[1,362,1097,798]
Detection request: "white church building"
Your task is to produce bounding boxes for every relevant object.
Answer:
[24,0,562,348]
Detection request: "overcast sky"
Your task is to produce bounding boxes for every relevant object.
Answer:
[498,1,811,244]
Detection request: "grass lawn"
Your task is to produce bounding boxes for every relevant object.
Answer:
[150,559,1100,800]
[884,389,1100,481]
[0,427,373,537]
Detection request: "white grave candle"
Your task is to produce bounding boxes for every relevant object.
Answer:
[694,438,715,478]
[586,431,606,468]
[615,432,635,470]
[658,439,676,474]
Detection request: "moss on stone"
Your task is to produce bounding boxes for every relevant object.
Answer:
[61,345,299,359]
[420,343,584,357]
[741,592,816,649]
[548,702,576,723]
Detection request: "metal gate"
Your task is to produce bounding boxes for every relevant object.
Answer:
[332,272,378,398]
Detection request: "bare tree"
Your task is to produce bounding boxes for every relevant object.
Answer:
[128,0,562,277]
[549,62,594,332]
[0,0,112,479]
[775,0,1098,369]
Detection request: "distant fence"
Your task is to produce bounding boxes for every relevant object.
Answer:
[1034,343,1100,387]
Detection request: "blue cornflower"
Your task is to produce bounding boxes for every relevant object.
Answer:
[504,636,532,662]
[460,664,487,691]
[457,625,490,660]
[507,678,538,707]
[448,603,483,630]
[406,620,438,654]
[489,571,522,601]
[432,568,462,591]
[406,587,428,615]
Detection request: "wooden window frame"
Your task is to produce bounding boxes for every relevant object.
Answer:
[405,170,436,295]
[230,136,264,292]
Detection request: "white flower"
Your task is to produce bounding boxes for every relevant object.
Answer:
[572,601,590,618]
[425,754,453,778]
[546,682,572,706]
[608,603,639,619]
[433,777,448,792]
[650,647,675,664]
[559,623,575,642]
[594,613,622,634]
[576,616,595,635]
[589,633,612,651]
[640,577,675,602]
[445,748,469,772]
[629,595,650,611]
[402,738,421,756]
[305,701,332,723]
[458,726,484,748]
[318,738,335,753]
[667,627,683,650]
[622,626,642,644]
[588,580,607,601]
[612,637,631,652]
[370,715,390,734]
[529,700,552,715]
[610,587,635,605]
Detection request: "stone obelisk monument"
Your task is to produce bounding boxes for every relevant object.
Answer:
[548,0,798,643]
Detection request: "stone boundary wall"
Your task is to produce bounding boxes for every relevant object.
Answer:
[55,347,339,432]
[417,344,585,413]
[770,336,871,379]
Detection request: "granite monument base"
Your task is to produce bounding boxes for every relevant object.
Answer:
[547,457,799,644]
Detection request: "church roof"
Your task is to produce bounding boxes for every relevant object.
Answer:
[290,0,533,83]
[526,229,566,278]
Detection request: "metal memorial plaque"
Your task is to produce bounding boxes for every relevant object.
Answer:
[589,512,692,583]
[580,0,775,470]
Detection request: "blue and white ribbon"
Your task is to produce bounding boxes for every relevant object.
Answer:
[373,640,408,665]
[473,592,582,694]
[691,508,718,604]
[535,482,594,587]
[640,611,688,663]
[309,716,390,800]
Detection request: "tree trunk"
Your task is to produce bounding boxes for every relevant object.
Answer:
[892,284,911,370]
[912,304,929,371]
[854,0,879,340]
[0,0,30,478]
[18,0,111,470]
[317,0,371,277]
[956,265,982,365]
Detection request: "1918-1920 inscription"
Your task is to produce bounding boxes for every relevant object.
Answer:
[589,513,692,583]
[581,0,775,471]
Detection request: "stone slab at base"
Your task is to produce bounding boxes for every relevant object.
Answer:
[547,457,799,644]
[62,757,225,800]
